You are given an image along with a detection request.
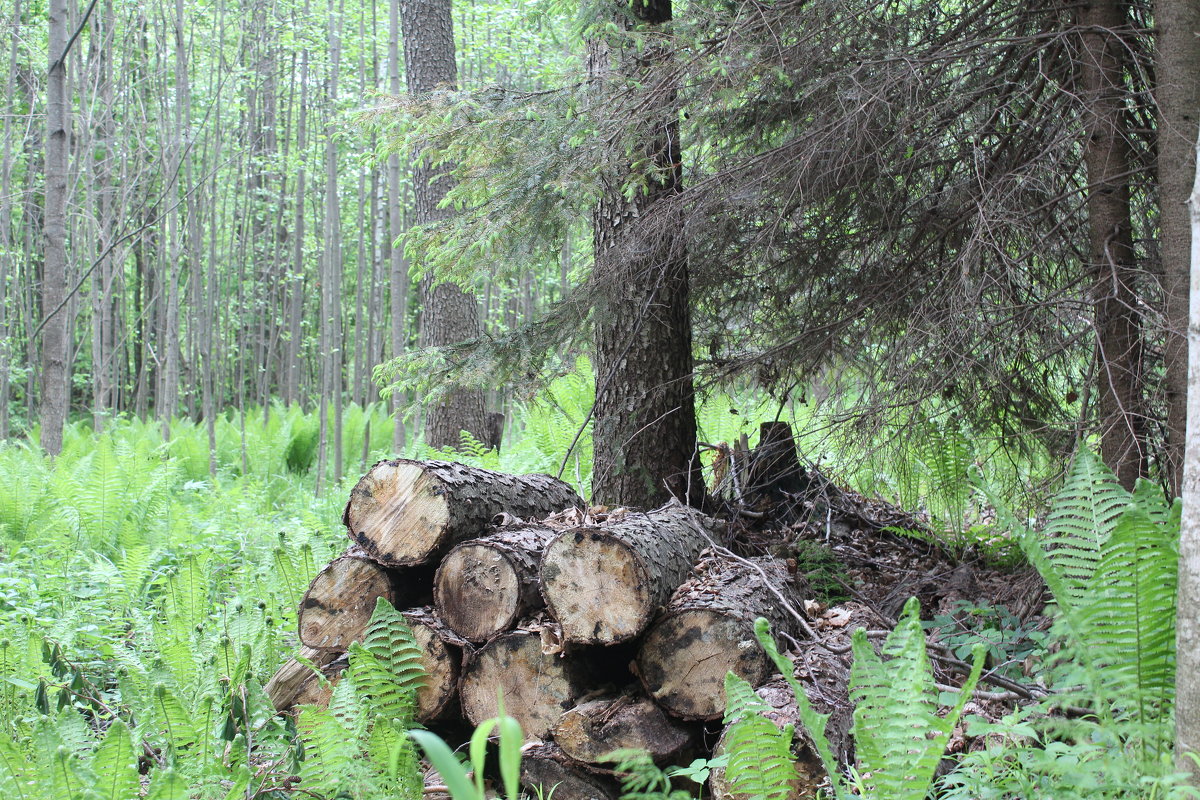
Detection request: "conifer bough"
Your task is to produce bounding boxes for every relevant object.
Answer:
[343,459,583,566]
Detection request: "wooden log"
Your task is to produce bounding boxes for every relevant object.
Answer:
[459,629,586,739]
[635,556,805,720]
[434,524,556,642]
[552,695,694,765]
[298,546,401,651]
[343,459,583,566]
[708,678,825,800]
[264,647,349,712]
[520,742,621,800]
[539,504,726,644]
[402,606,472,721]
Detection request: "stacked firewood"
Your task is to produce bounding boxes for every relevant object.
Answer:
[265,458,810,800]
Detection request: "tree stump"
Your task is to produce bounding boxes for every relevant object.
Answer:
[434,524,556,642]
[636,556,806,720]
[540,504,725,644]
[459,629,586,739]
[298,547,400,650]
[552,695,694,765]
[343,459,583,566]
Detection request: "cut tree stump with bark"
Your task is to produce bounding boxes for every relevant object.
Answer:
[520,741,622,800]
[403,606,473,721]
[708,678,825,800]
[459,628,587,739]
[434,524,556,641]
[552,694,695,765]
[540,504,726,644]
[343,459,583,566]
[298,546,401,650]
[264,647,348,712]
[636,555,806,720]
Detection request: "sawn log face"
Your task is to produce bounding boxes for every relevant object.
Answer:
[298,547,399,650]
[552,695,694,764]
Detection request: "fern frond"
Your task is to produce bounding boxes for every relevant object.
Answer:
[90,720,140,800]
[722,673,798,800]
[297,704,361,796]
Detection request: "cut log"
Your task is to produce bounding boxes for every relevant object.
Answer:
[709,678,824,800]
[636,555,806,720]
[552,695,694,765]
[403,606,473,721]
[539,504,726,644]
[264,647,347,712]
[434,524,556,642]
[298,547,401,650]
[343,459,583,566]
[520,742,621,800]
[460,629,586,739]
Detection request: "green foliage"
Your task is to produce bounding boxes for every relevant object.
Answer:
[409,699,524,800]
[923,600,1048,680]
[721,673,799,800]
[604,749,694,800]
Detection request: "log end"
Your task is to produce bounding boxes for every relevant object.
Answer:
[298,556,397,650]
[435,543,522,642]
[460,632,581,740]
[636,610,771,720]
[344,460,451,565]
[540,529,652,644]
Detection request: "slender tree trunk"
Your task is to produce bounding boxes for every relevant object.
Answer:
[399,0,487,450]
[1158,0,1200,497]
[388,0,407,452]
[1174,109,1200,783]
[40,0,70,455]
[0,0,20,440]
[589,0,701,508]
[288,47,310,409]
[1078,0,1146,489]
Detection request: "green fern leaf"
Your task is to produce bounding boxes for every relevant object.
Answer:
[722,673,798,800]
[90,720,140,800]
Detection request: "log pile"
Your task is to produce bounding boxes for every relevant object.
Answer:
[267,457,812,800]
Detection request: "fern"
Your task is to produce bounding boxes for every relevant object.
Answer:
[90,720,140,800]
[721,673,799,800]
[849,597,985,800]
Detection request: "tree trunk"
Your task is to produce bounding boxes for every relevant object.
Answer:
[589,0,701,509]
[552,695,695,765]
[459,629,587,739]
[1158,0,1200,497]
[342,459,583,565]
[1174,110,1200,782]
[388,0,408,453]
[402,605,472,721]
[298,546,403,650]
[434,523,557,641]
[399,0,487,449]
[636,555,806,720]
[1079,0,1146,489]
[520,742,621,800]
[540,504,726,644]
[40,0,70,455]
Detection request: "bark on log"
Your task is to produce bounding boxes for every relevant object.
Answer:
[298,547,401,650]
[709,678,824,800]
[460,629,586,739]
[264,647,349,712]
[552,695,694,765]
[540,504,726,644]
[403,606,473,721]
[343,459,583,566]
[520,742,621,800]
[434,524,556,642]
[635,556,805,720]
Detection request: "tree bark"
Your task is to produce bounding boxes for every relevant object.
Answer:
[635,555,806,720]
[434,523,557,642]
[40,0,70,455]
[1174,108,1200,782]
[1158,0,1200,497]
[399,0,487,449]
[1078,0,1146,489]
[540,504,726,644]
[552,695,695,765]
[459,629,587,739]
[343,459,583,565]
[589,0,701,509]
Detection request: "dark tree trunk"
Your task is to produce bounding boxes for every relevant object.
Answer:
[1078,0,1146,489]
[589,0,701,509]
[399,0,487,449]
[1157,0,1200,497]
